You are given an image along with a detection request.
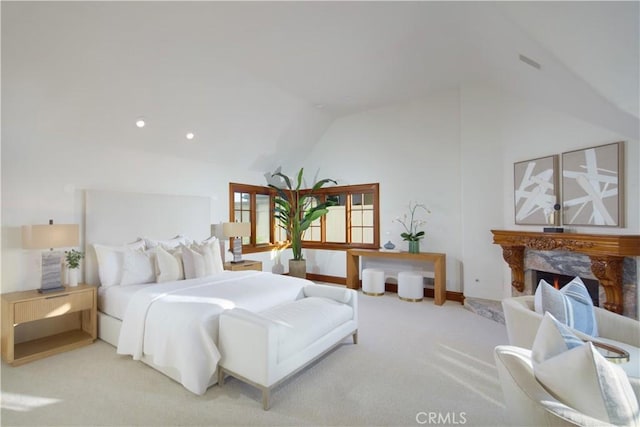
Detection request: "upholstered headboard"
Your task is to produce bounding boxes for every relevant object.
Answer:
[84,190,212,286]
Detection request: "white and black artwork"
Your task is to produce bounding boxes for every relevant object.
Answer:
[562,142,624,227]
[514,155,559,225]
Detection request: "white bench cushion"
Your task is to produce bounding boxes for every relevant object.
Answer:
[260,297,353,362]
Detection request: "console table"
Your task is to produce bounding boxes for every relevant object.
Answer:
[346,249,447,305]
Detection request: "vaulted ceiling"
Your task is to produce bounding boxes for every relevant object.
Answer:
[3,1,638,169]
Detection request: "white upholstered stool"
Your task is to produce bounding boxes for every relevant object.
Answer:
[362,268,385,296]
[398,271,424,302]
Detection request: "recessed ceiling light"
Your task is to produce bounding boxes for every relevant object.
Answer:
[135,118,146,128]
[186,132,195,140]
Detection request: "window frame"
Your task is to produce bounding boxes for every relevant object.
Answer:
[228,182,380,253]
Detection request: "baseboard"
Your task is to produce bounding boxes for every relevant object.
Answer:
[305,273,464,304]
[306,273,345,285]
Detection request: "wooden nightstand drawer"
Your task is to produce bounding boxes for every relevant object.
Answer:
[14,291,93,323]
[224,260,262,272]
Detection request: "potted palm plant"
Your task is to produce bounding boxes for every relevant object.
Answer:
[269,168,337,278]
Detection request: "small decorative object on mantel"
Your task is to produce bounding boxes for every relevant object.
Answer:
[383,240,396,250]
[65,249,84,287]
[543,204,564,233]
[394,201,430,254]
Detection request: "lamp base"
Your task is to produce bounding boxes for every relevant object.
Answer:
[230,260,245,264]
[231,238,244,263]
[41,251,63,292]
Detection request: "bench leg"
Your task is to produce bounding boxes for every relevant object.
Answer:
[352,330,358,344]
[262,387,271,410]
[218,368,225,386]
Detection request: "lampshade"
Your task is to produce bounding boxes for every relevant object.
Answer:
[22,223,79,249]
[211,223,225,239]
[222,222,251,238]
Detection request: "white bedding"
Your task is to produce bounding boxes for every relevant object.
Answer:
[98,283,154,320]
[116,270,310,395]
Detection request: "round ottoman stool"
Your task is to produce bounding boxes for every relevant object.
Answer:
[362,268,385,296]
[398,271,424,302]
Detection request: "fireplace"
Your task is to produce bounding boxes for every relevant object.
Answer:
[491,230,640,318]
[533,271,600,307]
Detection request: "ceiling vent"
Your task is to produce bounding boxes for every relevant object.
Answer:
[519,54,541,70]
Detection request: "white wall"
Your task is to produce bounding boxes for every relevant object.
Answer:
[291,83,639,301]
[460,83,639,301]
[297,89,464,291]
[3,75,637,299]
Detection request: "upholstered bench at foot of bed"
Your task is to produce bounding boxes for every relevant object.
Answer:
[217,284,358,410]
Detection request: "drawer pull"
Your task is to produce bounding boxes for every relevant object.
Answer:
[45,294,70,300]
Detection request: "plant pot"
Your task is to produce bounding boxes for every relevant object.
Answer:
[408,241,420,254]
[289,259,307,279]
[68,268,79,287]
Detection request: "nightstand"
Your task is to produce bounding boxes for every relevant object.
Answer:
[224,260,263,272]
[1,284,97,366]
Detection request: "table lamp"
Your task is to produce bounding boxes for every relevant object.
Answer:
[22,219,79,293]
[222,222,251,263]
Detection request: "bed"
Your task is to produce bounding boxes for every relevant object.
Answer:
[84,190,314,394]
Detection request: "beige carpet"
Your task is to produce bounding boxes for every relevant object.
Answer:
[1,292,509,426]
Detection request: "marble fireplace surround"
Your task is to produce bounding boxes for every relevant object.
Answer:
[492,230,640,317]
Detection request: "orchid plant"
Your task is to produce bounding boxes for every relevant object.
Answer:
[394,201,431,242]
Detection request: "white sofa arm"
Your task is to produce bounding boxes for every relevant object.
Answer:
[218,308,278,386]
[594,308,640,348]
[303,284,353,303]
[502,297,543,348]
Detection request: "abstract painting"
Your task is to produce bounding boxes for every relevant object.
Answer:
[562,142,624,227]
[514,155,559,225]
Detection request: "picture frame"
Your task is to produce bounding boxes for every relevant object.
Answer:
[562,141,624,227]
[514,155,560,225]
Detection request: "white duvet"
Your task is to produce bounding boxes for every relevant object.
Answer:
[117,270,309,394]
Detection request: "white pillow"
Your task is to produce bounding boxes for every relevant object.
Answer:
[534,277,598,337]
[200,236,224,274]
[120,248,156,286]
[181,238,224,279]
[93,239,146,287]
[155,246,184,283]
[532,313,639,425]
[143,234,191,250]
[181,244,207,279]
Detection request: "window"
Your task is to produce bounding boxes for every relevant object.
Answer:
[228,183,273,250]
[229,182,379,253]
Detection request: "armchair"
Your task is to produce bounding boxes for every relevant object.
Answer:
[494,345,622,426]
[502,296,639,387]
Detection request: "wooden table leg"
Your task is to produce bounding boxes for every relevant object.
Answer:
[346,253,359,289]
[434,255,446,305]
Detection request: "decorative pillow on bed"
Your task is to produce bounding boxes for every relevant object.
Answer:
[120,248,156,286]
[93,239,146,287]
[181,238,223,279]
[534,277,598,337]
[155,246,185,282]
[532,312,639,425]
[142,234,192,250]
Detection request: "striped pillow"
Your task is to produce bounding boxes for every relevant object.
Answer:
[535,276,598,337]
